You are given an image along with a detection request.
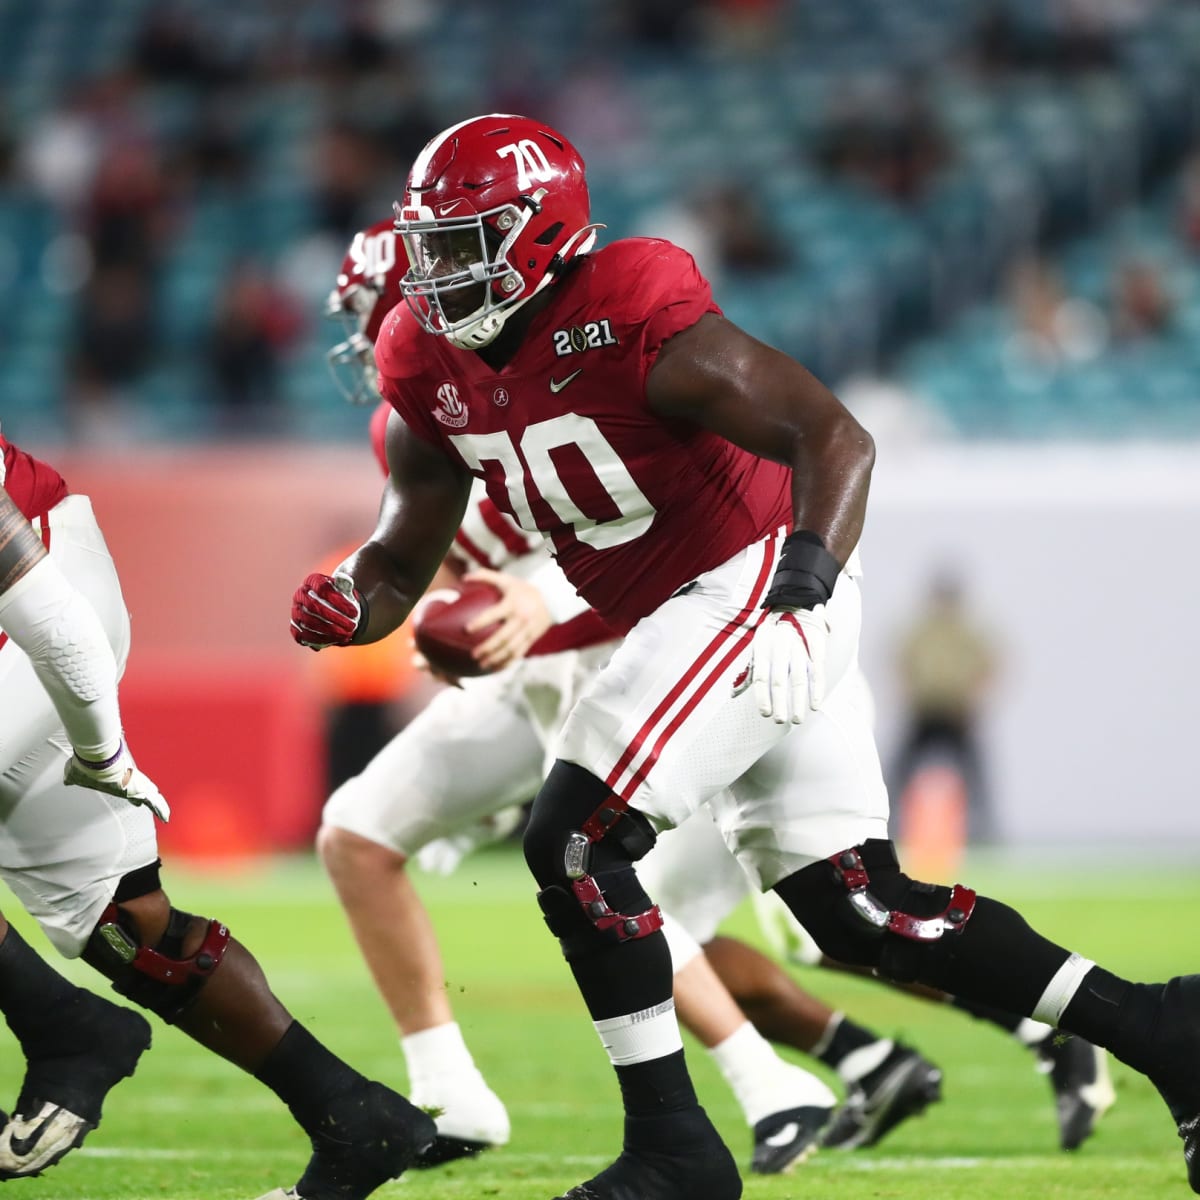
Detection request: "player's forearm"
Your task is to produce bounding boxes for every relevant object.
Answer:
[787,416,875,567]
[337,540,435,644]
[0,554,123,760]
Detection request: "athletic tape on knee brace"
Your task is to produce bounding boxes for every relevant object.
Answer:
[89,903,230,1022]
[829,844,976,982]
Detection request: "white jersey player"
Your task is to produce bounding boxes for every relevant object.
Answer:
[0,429,441,1200]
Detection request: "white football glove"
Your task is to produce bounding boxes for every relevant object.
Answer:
[748,604,829,725]
[64,741,171,822]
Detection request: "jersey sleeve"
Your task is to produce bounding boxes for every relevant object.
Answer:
[367,401,391,477]
[374,304,446,449]
[631,241,722,377]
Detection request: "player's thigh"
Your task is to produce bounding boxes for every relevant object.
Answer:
[560,539,863,830]
[0,749,157,958]
[715,665,890,891]
[638,801,751,945]
[321,673,545,855]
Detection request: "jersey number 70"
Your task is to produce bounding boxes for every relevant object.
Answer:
[450,414,656,550]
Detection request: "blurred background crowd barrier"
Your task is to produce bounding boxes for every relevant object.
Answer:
[3,0,1199,857]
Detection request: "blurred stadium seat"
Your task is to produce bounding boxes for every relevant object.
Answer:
[0,0,1197,443]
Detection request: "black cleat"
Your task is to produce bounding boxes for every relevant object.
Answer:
[750,1104,832,1174]
[262,1080,436,1200]
[413,1134,492,1168]
[552,1108,742,1200]
[0,990,151,1179]
[1035,1032,1115,1151]
[821,1042,943,1151]
[1180,1116,1200,1192]
[1143,976,1200,1193]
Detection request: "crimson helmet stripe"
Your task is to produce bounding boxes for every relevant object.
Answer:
[408,112,524,194]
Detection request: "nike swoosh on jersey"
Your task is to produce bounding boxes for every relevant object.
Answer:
[549,369,583,393]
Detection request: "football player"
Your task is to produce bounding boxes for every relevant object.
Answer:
[293,114,1199,1200]
[319,224,889,1172]
[322,218,1113,1161]
[0,430,435,1199]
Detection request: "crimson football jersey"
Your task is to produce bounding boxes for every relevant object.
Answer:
[0,431,68,521]
[377,239,792,632]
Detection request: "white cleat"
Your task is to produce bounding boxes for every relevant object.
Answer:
[0,1101,95,1179]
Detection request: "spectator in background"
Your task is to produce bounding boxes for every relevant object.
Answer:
[206,262,305,436]
[615,0,703,48]
[1109,255,1174,342]
[67,264,158,445]
[84,140,172,273]
[639,178,793,289]
[891,570,1001,845]
[311,122,383,244]
[705,182,792,276]
[0,98,15,187]
[1003,254,1107,369]
[816,74,951,205]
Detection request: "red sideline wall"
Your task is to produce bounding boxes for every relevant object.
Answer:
[54,443,384,857]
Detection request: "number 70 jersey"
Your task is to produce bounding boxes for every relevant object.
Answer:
[376,237,793,633]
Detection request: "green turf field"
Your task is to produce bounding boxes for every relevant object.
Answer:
[2,846,1197,1200]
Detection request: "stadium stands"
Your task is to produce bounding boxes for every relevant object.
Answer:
[0,0,1198,442]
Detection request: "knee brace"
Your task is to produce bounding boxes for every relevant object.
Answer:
[525,761,662,962]
[773,839,976,983]
[87,903,231,1023]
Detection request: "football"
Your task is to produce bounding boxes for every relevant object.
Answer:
[412,579,504,678]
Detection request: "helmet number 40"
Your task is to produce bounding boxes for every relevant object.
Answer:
[496,140,555,191]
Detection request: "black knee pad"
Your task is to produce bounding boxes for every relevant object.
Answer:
[537,863,661,961]
[87,903,231,1023]
[773,839,975,983]
[524,760,657,887]
[526,760,661,961]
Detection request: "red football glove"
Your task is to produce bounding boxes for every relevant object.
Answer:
[290,571,365,650]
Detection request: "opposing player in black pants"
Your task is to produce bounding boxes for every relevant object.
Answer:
[290,112,1200,1198]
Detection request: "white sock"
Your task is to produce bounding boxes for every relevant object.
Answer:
[401,1022,511,1145]
[402,1021,479,1086]
[709,1021,836,1127]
